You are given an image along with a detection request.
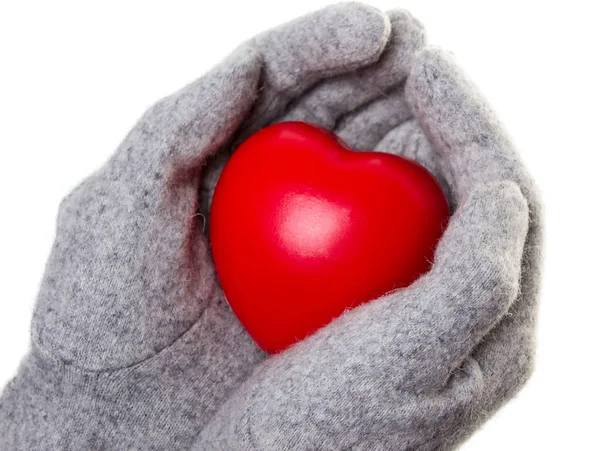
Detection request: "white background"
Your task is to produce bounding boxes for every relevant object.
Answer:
[0,1,598,449]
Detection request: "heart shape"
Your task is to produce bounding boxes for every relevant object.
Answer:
[210,122,449,353]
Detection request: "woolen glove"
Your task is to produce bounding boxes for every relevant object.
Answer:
[0,3,542,451]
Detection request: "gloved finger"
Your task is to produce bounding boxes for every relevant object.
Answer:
[333,88,412,150]
[465,189,543,416]
[405,48,535,201]
[277,10,425,129]
[193,182,529,450]
[123,2,390,184]
[430,197,543,449]
[395,181,529,390]
[235,2,392,142]
[374,119,452,205]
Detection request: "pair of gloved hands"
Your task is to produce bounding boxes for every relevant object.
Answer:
[0,3,542,450]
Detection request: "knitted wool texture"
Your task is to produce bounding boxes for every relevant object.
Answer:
[0,3,542,450]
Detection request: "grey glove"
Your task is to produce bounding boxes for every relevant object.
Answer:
[0,3,542,451]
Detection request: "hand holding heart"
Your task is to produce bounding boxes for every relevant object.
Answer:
[3,4,541,451]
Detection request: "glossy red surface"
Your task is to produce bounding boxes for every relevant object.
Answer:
[210,122,450,353]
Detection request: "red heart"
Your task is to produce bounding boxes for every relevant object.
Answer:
[210,122,449,354]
